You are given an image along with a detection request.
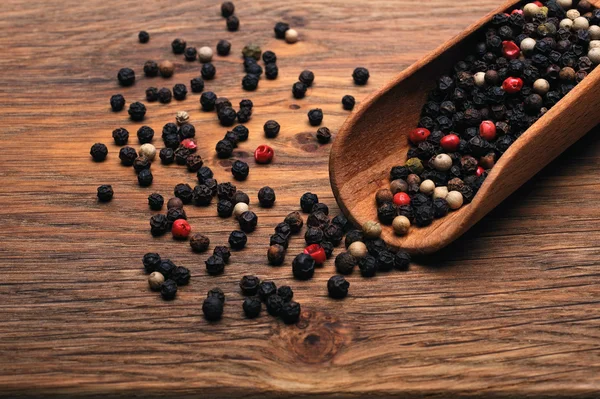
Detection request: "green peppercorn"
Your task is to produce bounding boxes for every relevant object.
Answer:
[405,157,424,175]
[242,44,262,60]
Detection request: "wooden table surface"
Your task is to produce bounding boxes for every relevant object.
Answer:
[1,0,599,397]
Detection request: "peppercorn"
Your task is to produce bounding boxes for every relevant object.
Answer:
[239,74,258,91]
[172,84,187,101]
[182,46,197,62]
[116,147,135,167]
[208,248,228,266]
[175,144,191,162]
[90,143,108,162]
[374,189,393,206]
[155,87,172,104]
[144,193,163,211]
[142,252,161,274]
[284,211,304,233]
[390,179,409,194]
[348,241,368,258]
[393,192,411,207]
[205,255,225,275]
[147,271,164,291]
[246,63,264,76]
[446,191,464,210]
[137,30,150,43]
[240,44,260,60]
[255,186,275,207]
[139,143,156,161]
[226,15,239,31]
[302,227,321,246]
[352,67,370,85]
[292,253,315,280]
[159,148,174,165]
[150,214,169,236]
[344,230,363,248]
[307,108,323,126]
[117,67,135,86]
[154,259,175,278]
[171,219,191,240]
[238,211,258,232]
[159,60,175,78]
[297,192,317,213]
[275,222,292,238]
[167,208,187,226]
[202,296,223,321]
[340,95,356,111]
[143,60,159,78]
[292,81,308,99]
[392,215,411,235]
[205,288,225,305]
[170,38,186,54]
[311,203,329,215]
[235,275,260,297]
[250,145,273,165]
[229,160,248,181]
[326,275,349,299]
[232,190,249,205]
[307,211,329,230]
[170,266,190,286]
[332,214,350,232]
[216,40,231,56]
[358,255,377,277]
[110,94,125,112]
[95,184,113,202]
[394,250,411,271]
[187,233,210,253]
[217,107,237,126]
[237,107,252,123]
[312,126,332,144]
[262,294,283,317]
[265,243,285,266]
[270,233,289,250]
[174,183,193,204]
[216,182,236,201]
[274,22,290,39]
[238,296,261,319]
[280,300,301,324]
[298,70,314,87]
[160,280,178,300]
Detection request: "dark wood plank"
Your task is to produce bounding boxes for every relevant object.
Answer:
[0,0,599,397]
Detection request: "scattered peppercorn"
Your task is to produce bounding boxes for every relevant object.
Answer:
[277,286,294,302]
[97,185,113,202]
[240,275,260,296]
[171,38,186,54]
[128,102,146,121]
[258,186,276,207]
[90,143,108,162]
[394,250,411,271]
[328,275,350,299]
[284,211,304,233]
[348,241,368,258]
[341,95,356,110]
[274,22,290,39]
[304,244,326,264]
[307,108,323,126]
[280,301,301,324]
[205,255,225,275]
[266,294,284,316]
[258,281,277,301]
[242,44,262,60]
[117,68,135,86]
[138,30,150,43]
[241,74,258,91]
[216,39,231,56]
[213,246,231,263]
[207,287,225,303]
[316,127,331,144]
[171,266,191,286]
[148,271,164,290]
[358,255,377,277]
[160,279,178,300]
[156,259,176,277]
[299,70,315,86]
[202,296,224,321]
[352,67,370,85]
[200,91,217,111]
[285,29,299,44]
[137,169,153,187]
[292,81,308,99]
[119,146,137,166]
[184,46,197,62]
[174,183,194,204]
[143,60,159,77]
[267,244,286,266]
[300,192,319,213]
[159,60,175,78]
[173,84,187,100]
[238,210,258,232]
[231,160,249,181]
[243,297,262,318]
[221,1,235,17]
[159,148,175,164]
[292,253,315,280]
[110,94,125,112]
[189,233,210,253]
[226,15,239,31]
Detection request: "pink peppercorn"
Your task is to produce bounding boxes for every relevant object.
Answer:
[172,219,191,239]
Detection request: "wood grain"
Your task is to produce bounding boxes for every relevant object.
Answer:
[0,0,599,397]
[330,0,600,254]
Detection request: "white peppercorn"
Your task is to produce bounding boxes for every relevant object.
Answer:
[139,143,157,161]
[433,186,448,200]
[446,191,464,210]
[148,271,165,290]
[557,0,572,9]
[474,72,486,87]
[432,154,453,171]
[589,25,600,40]
[590,40,600,49]
[533,78,550,95]
[362,220,382,239]
[589,48,600,64]
[520,37,536,54]
[348,241,367,258]
[176,111,189,126]
[560,18,574,30]
[566,9,580,20]
[285,29,299,43]
[419,179,435,195]
[392,215,410,236]
[233,202,249,219]
[523,3,540,18]
[573,16,589,31]
[198,46,213,63]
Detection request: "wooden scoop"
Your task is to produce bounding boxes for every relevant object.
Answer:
[330,0,600,255]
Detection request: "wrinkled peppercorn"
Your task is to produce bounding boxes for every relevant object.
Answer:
[200,91,217,111]
[377,202,397,225]
[166,207,187,225]
[119,146,137,166]
[256,281,276,302]
[305,227,324,245]
[200,63,216,80]
[150,214,169,236]
[213,246,231,264]
[312,203,329,215]
[261,120,281,138]
[242,74,259,91]
[237,107,252,123]
[341,95,356,111]
[316,127,332,144]
[186,154,203,172]
[394,250,411,271]
[243,296,261,318]
[275,286,293,302]
[159,148,175,164]
[217,39,231,56]
[274,22,290,39]
[335,252,356,275]
[171,266,190,286]
[323,224,343,246]
[352,67,370,85]
[299,70,315,86]
[268,244,286,266]
[158,88,172,104]
[258,186,276,207]
[117,68,135,86]
[194,184,213,207]
[97,185,113,202]
[265,294,284,316]
[280,301,301,324]
[216,199,233,218]
[190,233,210,252]
[300,192,319,213]
[173,83,187,100]
[205,255,225,275]
[344,230,363,248]
[207,287,225,303]
[143,252,161,273]
[147,193,164,210]
[328,275,350,299]
[238,211,258,232]
[270,233,289,249]
[227,230,247,250]
[231,160,249,180]
[171,38,186,54]
[292,81,308,99]
[90,143,108,162]
[174,183,194,204]
[136,126,154,144]
[284,211,304,233]
[292,253,315,280]
[160,280,178,300]
[144,60,159,77]
[202,296,223,321]
[218,106,237,126]
[217,182,236,201]
[226,15,239,31]
[307,211,329,229]
[307,108,323,126]
[358,255,377,277]
[110,94,125,112]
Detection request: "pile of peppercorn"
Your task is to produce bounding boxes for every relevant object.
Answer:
[380,0,600,235]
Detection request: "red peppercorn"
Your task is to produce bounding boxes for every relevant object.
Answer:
[393,192,411,206]
[502,41,520,60]
[172,219,191,239]
[479,121,497,141]
[181,138,197,151]
[502,77,523,94]
[408,128,430,144]
[511,9,523,15]
[303,244,326,264]
[440,134,460,152]
[476,166,485,177]
[254,145,274,164]
[533,1,543,6]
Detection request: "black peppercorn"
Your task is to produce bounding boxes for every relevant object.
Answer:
[377,202,397,225]
[214,140,233,159]
[307,211,329,229]
[217,182,236,201]
[147,193,164,210]
[190,233,210,252]
[259,120,280,139]
[433,198,449,218]
[323,224,343,246]
[221,1,235,17]
[276,286,293,302]
[155,88,171,104]
[258,186,276,207]
[143,252,161,273]
[243,297,261,318]
[119,146,137,166]
[280,301,301,324]
[299,70,315,86]
[174,183,193,204]
[341,95,355,110]
[274,22,290,39]
[258,281,277,302]
[179,124,196,140]
[328,275,350,299]
[135,126,153,144]
[274,222,291,238]
[284,211,304,233]
[312,203,329,215]
[200,91,217,111]
[138,169,154,187]
[365,238,386,257]
[232,190,249,205]
[237,107,252,123]
[231,160,249,181]
[226,15,239,31]
[304,227,324,245]
[270,233,289,249]
[358,255,377,277]
[171,38,186,54]
[218,106,237,126]
[242,74,259,91]
[202,296,223,321]
[322,241,334,259]
[300,192,319,213]
[223,132,239,148]
[335,252,356,275]
[110,94,125,112]
[344,230,363,248]
[196,167,213,184]
[227,230,247,250]
[171,266,191,286]
[292,253,315,280]
[193,185,213,206]
[201,63,216,80]
[205,255,225,275]
[263,63,278,80]
[138,30,150,43]
[160,280,178,300]
[166,207,187,225]
[217,199,234,218]
[246,63,263,77]
[213,246,231,264]
[90,143,108,162]
[316,127,332,144]
[266,295,284,316]
[97,185,113,202]
[155,260,176,279]
[144,60,159,77]
[150,214,169,236]
[117,67,135,86]
[394,250,411,271]
[268,244,286,265]
[159,148,175,164]
[292,81,308,99]
[307,108,323,126]
[176,147,191,166]
[261,50,277,64]
[172,84,187,101]
[352,67,370,85]
[332,214,349,231]
[186,154,203,172]
[189,78,205,94]
[217,39,231,56]
[238,211,258,233]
